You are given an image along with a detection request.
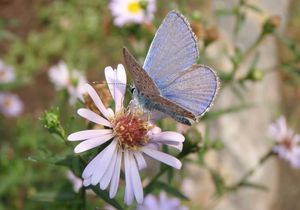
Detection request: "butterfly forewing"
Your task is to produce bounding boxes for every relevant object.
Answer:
[123,47,160,95]
[143,11,199,89]
[123,47,195,120]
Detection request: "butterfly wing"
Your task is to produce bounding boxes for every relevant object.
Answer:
[123,47,160,95]
[123,47,195,120]
[160,64,219,117]
[143,11,199,90]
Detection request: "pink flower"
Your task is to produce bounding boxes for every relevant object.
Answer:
[269,116,300,168]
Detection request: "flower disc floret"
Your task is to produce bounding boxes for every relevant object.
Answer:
[112,110,149,150]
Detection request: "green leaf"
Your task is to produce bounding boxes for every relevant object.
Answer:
[240,181,268,191]
[90,186,124,210]
[210,169,226,197]
[156,181,189,201]
[215,9,235,16]
[244,3,262,13]
[30,192,78,203]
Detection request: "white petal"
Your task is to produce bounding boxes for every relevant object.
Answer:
[154,140,183,151]
[104,64,127,113]
[100,147,118,190]
[133,152,147,170]
[124,151,134,205]
[74,134,114,153]
[77,108,112,127]
[165,142,183,152]
[129,153,144,204]
[109,151,122,198]
[91,140,118,185]
[104,66,115,99]
[150,132,185,143]
[82,151,106,179]
[85,84,110,119]
[115,64,127,112]
[83,177,91,187]
[68,129,112,141]
[142,147,182,169]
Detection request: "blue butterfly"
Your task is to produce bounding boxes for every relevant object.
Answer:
[123,11,219,125]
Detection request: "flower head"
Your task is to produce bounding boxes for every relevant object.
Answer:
[269,116,300,168]
[137,192,188,210]
[109,0,156,27]
[0,60,15,84]
[48,61,87,104]
[68,64,184,205]
[0,93,23,117]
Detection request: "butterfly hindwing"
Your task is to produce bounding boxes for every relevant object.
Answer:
[143,93,195,120]
[161,64,218,117]
[143,11,199,90]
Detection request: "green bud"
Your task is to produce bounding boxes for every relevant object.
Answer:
[211,140,224,150]
[42,108,66,140]
[247,69,264,81]
[139,0,148,10]
[262,16,281,35]
[191,11,202,21]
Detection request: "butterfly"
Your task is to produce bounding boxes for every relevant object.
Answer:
[123,11,219,125]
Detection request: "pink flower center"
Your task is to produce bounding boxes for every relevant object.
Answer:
[0,69,6,78]
[281,138,293,151]
[112,111,149,150]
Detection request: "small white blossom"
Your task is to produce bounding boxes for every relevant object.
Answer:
[68,64,184,205]
[137,192,188,210]
[0,93,23,117]
[48,61,87,105]
[269,116,300,168]
[109,0,156,26]
[0,60,15,83]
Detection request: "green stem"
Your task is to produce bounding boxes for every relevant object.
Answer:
[230,32,265,80]
[228,149,274,190]
[144,145,197,195]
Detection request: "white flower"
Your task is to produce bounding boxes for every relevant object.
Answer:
[67,64,184,205]
[109,0,156,26]
[137,192,188,210]
[0,93,23,117]
[48,61,87,105]
[0,60,15,83]
[269,116,300,168]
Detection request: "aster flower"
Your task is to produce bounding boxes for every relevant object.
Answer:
[137,192,188,210]
[0,93,23,117]
[0,60,15,83]
[269,116,300,168]
[48,61,87,104]
[109,0,156,27]
[67,64,184,205]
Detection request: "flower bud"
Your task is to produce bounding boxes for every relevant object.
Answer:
[262,15,281,35]
[42,109,65,139]
[190,22,205,40]
[204,26,220,46]
[247,69,264,81]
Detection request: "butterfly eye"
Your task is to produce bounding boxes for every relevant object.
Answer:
[130,86,135,93]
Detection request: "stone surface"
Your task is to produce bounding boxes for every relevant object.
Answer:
[182,0,291,209]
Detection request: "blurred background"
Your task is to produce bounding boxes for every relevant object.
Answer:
[0,0,300,209]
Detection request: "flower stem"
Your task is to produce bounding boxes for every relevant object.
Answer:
[227,148,274,191]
